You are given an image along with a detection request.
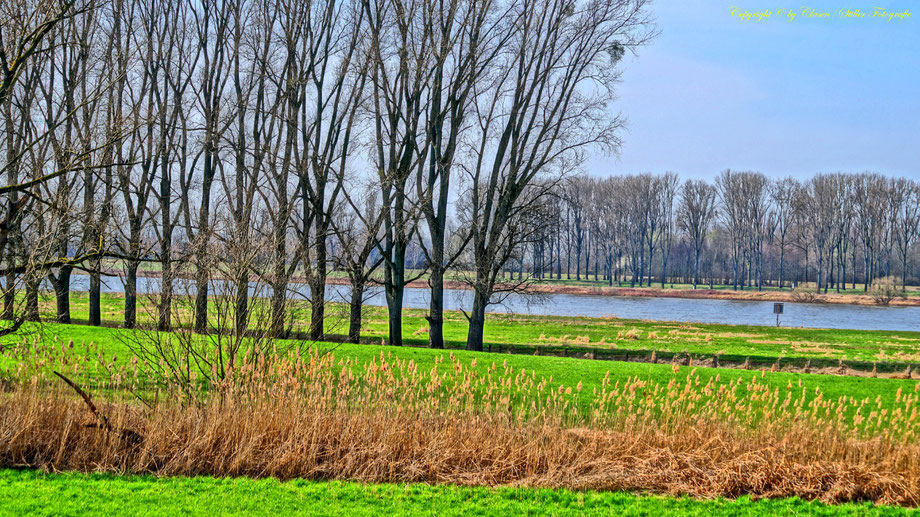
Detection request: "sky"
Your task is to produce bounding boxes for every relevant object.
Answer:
[589,1,920,181]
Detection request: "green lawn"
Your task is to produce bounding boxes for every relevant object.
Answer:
[1,469,911,516]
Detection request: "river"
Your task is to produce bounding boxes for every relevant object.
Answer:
[58,275,920,332]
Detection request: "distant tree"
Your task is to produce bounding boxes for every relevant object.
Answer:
[563,176,593,280]
[657,172,678,288]
[769,177,798,288]
[677,178,716,289]
[853,173,887,290]
[802,174,847,293]
[716,170,768,290]
[891,179,920,291]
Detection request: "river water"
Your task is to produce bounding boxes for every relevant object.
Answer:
[62,275,920,332]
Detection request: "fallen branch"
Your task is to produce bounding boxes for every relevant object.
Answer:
[53,371,142,444]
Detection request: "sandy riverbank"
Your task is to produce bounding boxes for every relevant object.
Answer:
[323,276,920,307]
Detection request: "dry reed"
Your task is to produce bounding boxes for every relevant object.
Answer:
[1,343,920,507]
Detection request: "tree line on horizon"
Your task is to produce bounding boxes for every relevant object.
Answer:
[527,170,920,297]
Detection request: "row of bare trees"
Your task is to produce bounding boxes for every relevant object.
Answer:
[527,171,920,294]
[1,0,654,350]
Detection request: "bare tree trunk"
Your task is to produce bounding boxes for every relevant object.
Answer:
[384,235,406,346]
[50,267,73,324]
[693,249,700,289]
[158,241,173,331]
[2,271,13,319]
[348,283,365,344]
[124,259,138,329]
[270,223,287,339]
[428,259,445,349]
[309,232,326,340]
[194,263,209,333]
[385,285,404,346]
[25,273,39,322]
[88,258,101,326]
[465,287,489,352]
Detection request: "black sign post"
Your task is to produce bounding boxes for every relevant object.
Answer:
[773,302,784,327]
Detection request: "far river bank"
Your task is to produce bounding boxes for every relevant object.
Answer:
[89,269,920,308]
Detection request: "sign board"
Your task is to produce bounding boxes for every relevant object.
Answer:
[773,303,784,314]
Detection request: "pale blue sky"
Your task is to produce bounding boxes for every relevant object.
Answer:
[591,1,920,180]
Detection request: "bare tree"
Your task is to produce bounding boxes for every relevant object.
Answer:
[416,0,502,349]
[0,0,111,338]
[332,182,384,343]
[745,173,769,290]
[218,0,262,336]
[657,172,678,288]
[181,0,233,333]
[146,0,197,332]
[716,170,767,290]
[831,175,854,292]
[359,0,431,347]
[259,0,304,339]
[769,177,797,289]
[853,172,887,291]
[622,174,650,286]
[113,0,155,328]
[891,178,920,291]
[297,0,368,341]
[563,176,591,281]
[39,0,102,324]
[802,173,846,293]
[462,0,653,351]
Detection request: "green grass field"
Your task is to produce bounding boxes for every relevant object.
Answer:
[19,290,920,370]
[1,469,912,516]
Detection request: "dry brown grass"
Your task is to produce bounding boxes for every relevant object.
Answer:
[716,332,764,339]
[536,334,593,347]
[617,328,642,340]
[1,349,920,506]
